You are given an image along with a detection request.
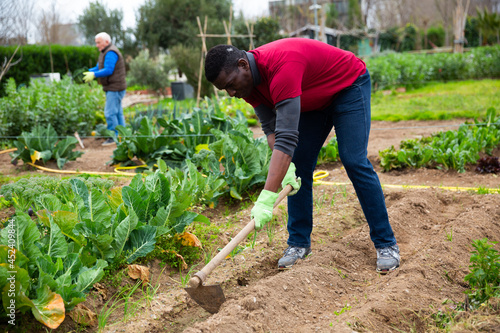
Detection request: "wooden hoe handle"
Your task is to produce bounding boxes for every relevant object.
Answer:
[188,184,293,288]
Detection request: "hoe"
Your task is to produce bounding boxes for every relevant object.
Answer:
[184,184,293,313]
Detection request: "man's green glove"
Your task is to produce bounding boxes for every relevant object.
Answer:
[281,162,301,196]
[251,190,279,230]
[83,71,95,83]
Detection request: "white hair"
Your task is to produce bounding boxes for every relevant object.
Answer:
[95,32,111,43]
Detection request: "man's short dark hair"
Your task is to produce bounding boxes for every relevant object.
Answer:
[205,45,246,82]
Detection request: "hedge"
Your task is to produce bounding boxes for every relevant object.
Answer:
[0,44,100,97]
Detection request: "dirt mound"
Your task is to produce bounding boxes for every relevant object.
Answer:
[180,189,500,333]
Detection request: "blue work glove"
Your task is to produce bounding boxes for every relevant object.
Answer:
[83,71,95,83]
[251,190,279,230]
[281,162,301,196]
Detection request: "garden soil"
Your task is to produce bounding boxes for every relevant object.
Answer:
[1,120,500,333]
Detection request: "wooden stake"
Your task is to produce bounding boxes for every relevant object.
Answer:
[196,16,208,107]
[223,21,232,45]
[195,10,255,104]
[245,21,255,50]
[74,132,84,149]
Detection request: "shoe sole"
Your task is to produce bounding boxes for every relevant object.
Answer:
[376,264,400,274]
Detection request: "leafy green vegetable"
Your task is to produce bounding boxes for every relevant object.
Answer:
[379,107,500,172]
[10,124,83,169]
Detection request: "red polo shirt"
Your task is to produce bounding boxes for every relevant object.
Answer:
[244,38,366,111]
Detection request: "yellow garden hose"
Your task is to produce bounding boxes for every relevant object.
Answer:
[2,148,147,176]
[26,162,138,177]
[0,148,16,155]
[312,170,499,193]
[113,164,148,174]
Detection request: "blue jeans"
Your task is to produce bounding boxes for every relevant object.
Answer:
[287,70,396,249]
[105,90,126,134]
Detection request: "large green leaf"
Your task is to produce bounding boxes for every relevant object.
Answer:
[124,225,156,264]
[157,171,171,206]
[136,117,154,154]
[150,206,172,229]
[0,213,42,261]
[144,172,163,217]
[0,245,29,269]
[172,212,208,234]
[71,179,111,227]
[44,220,68,258]
[121,186,146,222]
[36,255,63,278]
[0,264,30,295]
[107,187,124,212]
[70,178,89,209]
[86,188,111,227]
[56,284,85,311]
[2,279,33,314]
[36,194,65,215]
[57,253,83,286]
[90,234,115,260]
[113,210,138,259]
[76,259,108,293]
[52,211,85,247]
[128,174,145,193]
[53,137,80,157]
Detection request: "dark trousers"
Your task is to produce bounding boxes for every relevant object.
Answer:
[287,70,397,249]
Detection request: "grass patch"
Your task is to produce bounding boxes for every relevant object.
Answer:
[371,79,500,121]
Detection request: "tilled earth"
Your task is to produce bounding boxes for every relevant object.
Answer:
[1,120,499,332]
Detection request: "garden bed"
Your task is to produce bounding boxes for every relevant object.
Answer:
[0,120,499,332]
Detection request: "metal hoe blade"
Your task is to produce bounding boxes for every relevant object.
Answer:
[184,284,226,314]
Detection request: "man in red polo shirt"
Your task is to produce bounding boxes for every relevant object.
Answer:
[205,38,399,273]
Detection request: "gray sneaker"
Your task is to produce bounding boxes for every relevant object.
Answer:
[278,246,311,269]
[102,138,115,146]
[376,244,400,273]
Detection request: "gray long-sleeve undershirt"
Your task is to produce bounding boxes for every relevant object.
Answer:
[254,96,301,157]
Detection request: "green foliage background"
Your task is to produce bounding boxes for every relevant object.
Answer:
[0,77,104,139]
[0,45,99,97]
[136,0,232,53]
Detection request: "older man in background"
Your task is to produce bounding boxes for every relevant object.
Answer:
[83,32,127,146]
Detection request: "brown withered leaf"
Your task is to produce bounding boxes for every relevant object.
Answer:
[128,264,150,286]
[93,282,108,301]
[69,304,97,326]
[176,232,202,248]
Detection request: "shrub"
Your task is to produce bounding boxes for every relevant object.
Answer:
[426,25,445,47]
[0,76,104,139]
[126,50,176,93]
[170,44,213,98]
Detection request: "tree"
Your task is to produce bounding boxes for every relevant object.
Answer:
[476,7,500,44]
[78,1,125,47]
[325,2,340,28]
[348,0,363,29]
[135,0,232,53]
[37,2,61,45]
[233,17,283,50]
[37,2,61,72]
[0,0,35,45]
[435,0,455,46]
